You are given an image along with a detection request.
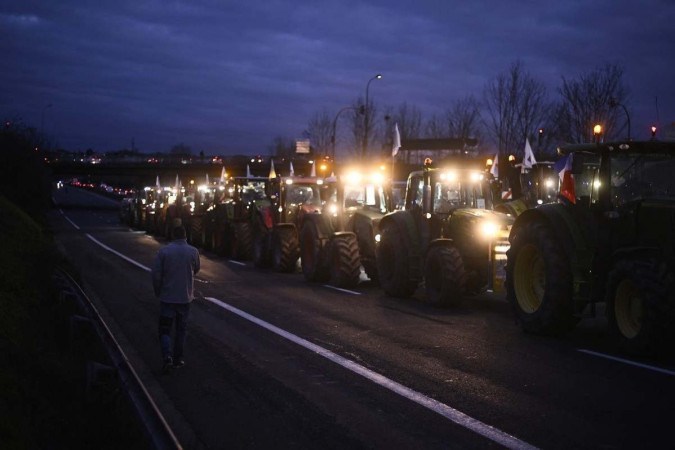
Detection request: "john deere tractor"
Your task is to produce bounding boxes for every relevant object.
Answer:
[506,140,675,355]
[252,174,324,272]
[299,165,394,288]
[376,159,513,306]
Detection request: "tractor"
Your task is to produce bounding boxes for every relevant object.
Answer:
[299,165,395,288]
[506,140,675,355]
[252,174,324,272]
[492,161,559,217]
[376,159,513,306]
[202,176,264,260]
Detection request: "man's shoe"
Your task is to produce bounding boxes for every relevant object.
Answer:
[173,359,185,369]
[162,356,173,373]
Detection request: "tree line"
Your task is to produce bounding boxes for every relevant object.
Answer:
[279,61,631,161]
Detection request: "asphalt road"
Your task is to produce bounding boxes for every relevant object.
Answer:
[49,187,675,450]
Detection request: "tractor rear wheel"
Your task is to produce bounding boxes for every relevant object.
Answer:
[506,220,577,334]
[424,245,466,307]
[606,260,671,355]
[273,227,299,273]
[328,234,361,288]
[300,221,329,282]
[376,225,417,298]
[230,222,253,261]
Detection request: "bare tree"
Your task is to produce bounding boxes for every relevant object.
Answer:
[556,63,628,143]
[426,95,483,140]
[307,110,333,157]
[483,61,549,158]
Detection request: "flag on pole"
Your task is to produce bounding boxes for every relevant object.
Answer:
[246,164,252,178]
[310,161,316,177]
[155,175,160,189]
[289,161,295,177]
[174,174,180,190]
[489,153,499,178]
[205,173,210,186]
[219,166,226,183]
[392,123,401,157]
[521,138,537,173]
[269,159,277,178]
[555,154,576,204]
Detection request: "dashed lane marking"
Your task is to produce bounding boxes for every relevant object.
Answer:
[578,349,675,376]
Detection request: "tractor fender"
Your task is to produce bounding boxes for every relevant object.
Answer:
[427,237,455,251]
[274,222,297,234]
[302,213,335,248]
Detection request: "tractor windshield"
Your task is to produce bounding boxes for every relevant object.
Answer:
[610,152,675,207]
[241,181,267,203]
[286,184,321,207]
[343,183,389,213]
[432,172,490,214]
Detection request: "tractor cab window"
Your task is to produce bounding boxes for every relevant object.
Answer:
[610,152,675,207]
[432,172,489,214]
[286,184,321,207]
[241,181,267,203]
[564,152,601,207]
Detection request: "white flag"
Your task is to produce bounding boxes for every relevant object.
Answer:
[246,164,252,178]
[205,173,210,185]
[310,161,316,177]
[220,166,226,183]
[392,123,401,157]
[489,153,499,178]
[155,175,160,188]
[174,174,180,190]
[269,159,277,178]
[522,138,537,173]
[289,161,295,177]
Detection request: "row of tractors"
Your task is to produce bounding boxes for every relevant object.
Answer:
[122,139,675,357]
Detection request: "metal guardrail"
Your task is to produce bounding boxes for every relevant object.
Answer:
[53,267,183,450]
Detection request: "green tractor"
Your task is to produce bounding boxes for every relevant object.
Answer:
[299,165,394,288]
[507,140,675,354]
[252,174,324,272]
[202,176,264,260]
[376,159,513,306]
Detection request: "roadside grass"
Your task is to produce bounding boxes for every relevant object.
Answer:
[0,196,146,450]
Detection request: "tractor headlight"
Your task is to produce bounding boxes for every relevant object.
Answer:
[480,221,498,239]
[374,233,381,243]
[328,203,338,216]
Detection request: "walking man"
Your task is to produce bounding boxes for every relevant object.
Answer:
[152,225,200,371]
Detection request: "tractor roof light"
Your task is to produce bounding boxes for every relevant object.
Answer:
[344,171,362,185]
[370,171,384,184]
[285,178,294,185]
[470,172,484,182]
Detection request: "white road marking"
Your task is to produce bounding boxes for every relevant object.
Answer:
[59,209,81,230]
[85,234,152,272]
[228,260,247,266]
[70,213,537,449]
[578,349,675,377]
[204,296,536,450]
[322,285,362,295]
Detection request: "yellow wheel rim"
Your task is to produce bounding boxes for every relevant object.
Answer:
[514,243,545,314]
[614,279,643,339]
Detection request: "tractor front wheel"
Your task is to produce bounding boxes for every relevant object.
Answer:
[376,225,417,298]
[424,245,466,307]
[506,220,577,334]
[273,227,299,273]
[328,234,361,288]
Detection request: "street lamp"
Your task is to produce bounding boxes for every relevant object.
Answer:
[362,73,382,159]
[331,106,357,159]
[593,124,603,144]
[608,98,631,141]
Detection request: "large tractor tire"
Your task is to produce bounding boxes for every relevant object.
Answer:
[606,260,672,356]
[273,227,299,273]
[327,233,361,288]
[424,245,466,307]
[300,221,329,282]
[229,222,253,261]
[506,220,578,335]
[190,216,204,247]
[253,231,272,268]
[376,225,418,298]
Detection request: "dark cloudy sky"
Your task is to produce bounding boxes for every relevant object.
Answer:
[2,0,675,155]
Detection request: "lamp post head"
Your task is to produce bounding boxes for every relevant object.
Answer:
[375,74,382,79]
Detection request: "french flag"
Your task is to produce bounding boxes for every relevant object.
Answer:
[554,154,576,204]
